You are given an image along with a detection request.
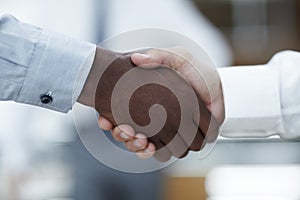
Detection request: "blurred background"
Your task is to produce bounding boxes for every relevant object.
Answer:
[194,0,300,65]
[0,0,299,199]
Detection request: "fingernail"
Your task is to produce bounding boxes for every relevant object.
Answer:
[134,140,143,148]
[120,132,129,140]
[139,54,150,59]
[144,148,154,154]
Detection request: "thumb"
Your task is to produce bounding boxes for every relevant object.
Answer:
[131,53,163,69]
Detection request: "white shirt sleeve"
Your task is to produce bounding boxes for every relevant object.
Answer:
[218,51,300,139]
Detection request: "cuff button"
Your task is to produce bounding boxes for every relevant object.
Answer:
[40,91,53,104]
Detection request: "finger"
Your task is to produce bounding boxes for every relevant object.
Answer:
[124,134,148,152]
[154,141,172,162]
[177,113,203,152]
[111,124,135,142]
[193,101,220,143]
[188,128,205,151]
[131,52,163,68]
[164,133,188,158]
[179,149,189,159]
[98,116,113,130]
[179,127,204,152]
[132,49,186,72]
[204,118,220,143]
[136,142,156,159]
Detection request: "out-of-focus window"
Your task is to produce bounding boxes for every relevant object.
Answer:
[193,0,300,65]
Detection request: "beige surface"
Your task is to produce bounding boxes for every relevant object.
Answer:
[165,177,206,200]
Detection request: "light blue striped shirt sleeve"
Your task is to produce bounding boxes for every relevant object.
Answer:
[0,14,96,113]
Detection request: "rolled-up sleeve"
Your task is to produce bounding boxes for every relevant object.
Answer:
[0,14,96,112]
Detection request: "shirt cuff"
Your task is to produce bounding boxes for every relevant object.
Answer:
[16,29,96,113]
[217,66,284,138]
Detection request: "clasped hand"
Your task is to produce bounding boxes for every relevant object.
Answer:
[78,47,225,162]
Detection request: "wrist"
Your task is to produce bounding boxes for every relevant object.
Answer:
[78,47,119,107]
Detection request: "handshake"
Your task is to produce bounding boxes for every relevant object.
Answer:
[78,47,225,162]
